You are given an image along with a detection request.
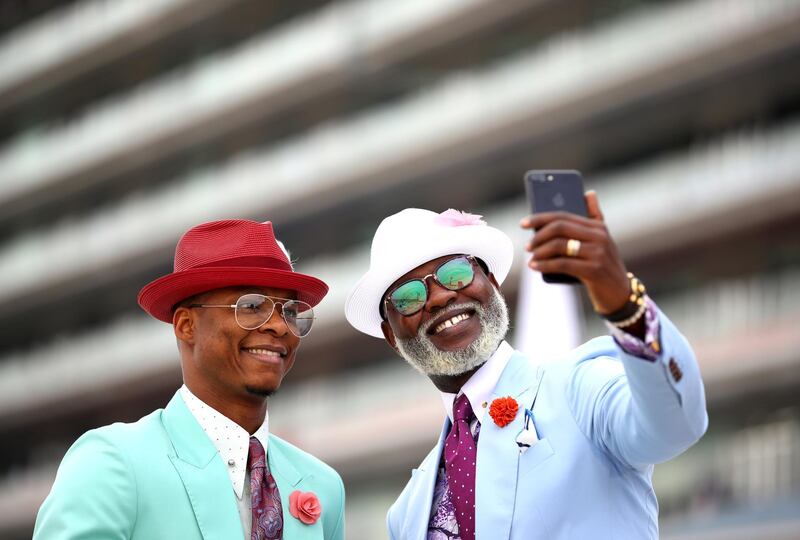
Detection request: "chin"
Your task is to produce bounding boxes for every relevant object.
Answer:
[244,384,277,398]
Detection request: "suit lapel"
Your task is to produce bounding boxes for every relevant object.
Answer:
[475,353,544,540]
[162,392,244,540]
[266,436,319,539]
[403,422,449,540]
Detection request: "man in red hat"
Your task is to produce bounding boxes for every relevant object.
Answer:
[34,220,345,540]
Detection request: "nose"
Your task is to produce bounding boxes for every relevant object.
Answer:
[256,305,289,336]
[424,277,457,312]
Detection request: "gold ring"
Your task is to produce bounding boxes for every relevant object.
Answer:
[566,238,581,257]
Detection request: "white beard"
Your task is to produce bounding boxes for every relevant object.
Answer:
[395,287,510,377]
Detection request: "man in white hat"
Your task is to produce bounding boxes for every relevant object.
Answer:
[345,193,707,540]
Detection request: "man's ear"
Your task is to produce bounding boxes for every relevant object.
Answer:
[173,307,196,344]
[380,319,400,354]
[487,272,501,290]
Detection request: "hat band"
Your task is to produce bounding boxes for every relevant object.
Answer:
[179,255,292,272]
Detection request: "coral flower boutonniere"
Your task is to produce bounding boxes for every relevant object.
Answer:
[289,490,322,525]
[489,397,519,427]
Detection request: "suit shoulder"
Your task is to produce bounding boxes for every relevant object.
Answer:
[268,434,342,484]
[56,408,172,476]
[538,336,620,372]
[573,335,619,358]
[516,337,623,397]
[77,408,166,449]
[34,410,166,539]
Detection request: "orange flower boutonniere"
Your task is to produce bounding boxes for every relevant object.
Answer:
[489,397,519,427]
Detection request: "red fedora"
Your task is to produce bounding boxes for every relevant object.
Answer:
[137,219,328,323]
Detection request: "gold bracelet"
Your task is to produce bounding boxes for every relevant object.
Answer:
[602,272,647,323]
[610,296,648,328]
[628,272,646,303]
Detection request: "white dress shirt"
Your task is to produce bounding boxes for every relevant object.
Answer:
[439,340,514,424]
[180,385,270,539]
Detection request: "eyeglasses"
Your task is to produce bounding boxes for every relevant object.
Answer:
[384,255,477,317]
[189,294,315,337]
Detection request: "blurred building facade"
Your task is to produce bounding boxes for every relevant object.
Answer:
[1,0,799,538]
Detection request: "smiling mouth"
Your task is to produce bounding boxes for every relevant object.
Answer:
[240,347,287,363]
[242,348,282,357]
[427,309,476,336]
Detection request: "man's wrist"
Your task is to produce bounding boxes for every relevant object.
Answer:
[607,296,661,361]
[601,273,647,325]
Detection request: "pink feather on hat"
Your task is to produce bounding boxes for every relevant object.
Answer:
[433,209,486,227]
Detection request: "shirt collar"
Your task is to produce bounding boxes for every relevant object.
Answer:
[179,385,269,499]
[440,340,514,424]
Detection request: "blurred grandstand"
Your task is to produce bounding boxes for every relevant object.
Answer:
[0,1,799,538]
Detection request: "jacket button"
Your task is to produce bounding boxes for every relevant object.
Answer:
[668,358,683,382]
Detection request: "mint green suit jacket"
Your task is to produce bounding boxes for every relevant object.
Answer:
[34,392,345,540]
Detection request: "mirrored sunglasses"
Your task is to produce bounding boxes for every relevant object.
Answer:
[385,256,476,316]
[189,294,315,337]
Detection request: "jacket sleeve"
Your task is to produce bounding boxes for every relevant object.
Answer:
[325,474,346,540]
[33,428,137,540]
[387,503,400,540]
[567,307,708,470]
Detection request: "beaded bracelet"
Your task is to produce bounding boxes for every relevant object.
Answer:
[602,272,647,328]
[609,297,648,328]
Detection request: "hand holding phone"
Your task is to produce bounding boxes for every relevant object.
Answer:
[523,170,588,283]
[521,171,633,315]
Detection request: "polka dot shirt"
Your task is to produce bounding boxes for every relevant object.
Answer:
[180,385,270,537]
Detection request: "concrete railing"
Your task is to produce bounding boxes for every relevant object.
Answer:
[0,0,232,106]
[0,117,798,307]
[0,0,543,208]
[1,0,798,214]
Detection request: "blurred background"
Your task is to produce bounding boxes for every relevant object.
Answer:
[1,0,800,538]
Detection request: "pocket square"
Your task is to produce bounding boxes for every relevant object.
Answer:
[516,408,539,454]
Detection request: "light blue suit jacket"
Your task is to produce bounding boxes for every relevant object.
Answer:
[388,311,707,539]
[34,392,345,540]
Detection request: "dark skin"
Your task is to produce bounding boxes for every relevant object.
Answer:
[380,254,502,393]
[382,191,642,394]
[521,190,645,339]
[173,285,301,434]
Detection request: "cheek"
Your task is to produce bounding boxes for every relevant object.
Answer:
[284,341,300,368]
[197,324,243,360]
[389,313,423,340]
[462,280,494,305]
[279,334,302,369]
[282,354,297,375]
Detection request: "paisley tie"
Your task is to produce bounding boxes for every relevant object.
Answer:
[444,393,477,540]
[248,437,283,540]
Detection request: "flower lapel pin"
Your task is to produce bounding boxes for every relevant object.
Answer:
[488,396,519,428]
[289,490,322,525]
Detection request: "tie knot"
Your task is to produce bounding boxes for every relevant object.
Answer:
[453,393,474,422]
[248,436,266,471]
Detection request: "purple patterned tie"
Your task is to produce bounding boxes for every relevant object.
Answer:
[444,393,477,540]
[248,437,283,540]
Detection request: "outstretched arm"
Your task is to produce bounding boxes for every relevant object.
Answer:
[521,190,707,468]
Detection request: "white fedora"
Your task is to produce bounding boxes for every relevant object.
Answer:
[345,208,514,338]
